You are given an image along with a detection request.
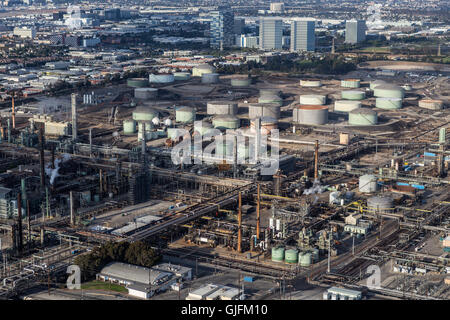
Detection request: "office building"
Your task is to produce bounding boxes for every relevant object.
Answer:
[238,35,259,48]
[259,18,282,50]
[13,27,36,39]
[234,18,245,35]
[290,20,315,52]
[210,10,235,49]
[270,2,285,13]
[345,20,366,44]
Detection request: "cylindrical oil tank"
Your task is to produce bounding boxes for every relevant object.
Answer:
[134,88,158,100]
[123,120,136,135]
[132,107,158,122]
[271,247,285,262]
[175,106,196,123]
[370,80,387,90]
[207,101,238,115]
[201,73,220,84]
[311,248,319,262]
[173,72,191,81]
[167,128,186,140]
[334,100,362,113]
[237,143,252,159]
[300,79,322,87]
[418,99,444,110]
[299,252,312,267]
[299,94,326,105]
[359,174,378,193]
[341,90,365,100]
[149,73,174,84]
[248,103,280,119]
[341,79,360,88]
[212,115,240,130]
[373,84,405,99]
[259,89,281,96]
[284,249,299,264]
[367,196,394,214]
[192,64,216,77]
[231,77,252,87]
[194,121,214,136]
[250,117,278,135]
[293,105,328,125]
[137,122,153,141]
[376,97,402,110]
[127,78,149,88]
[348,108,378,125]
[258,94,283,106]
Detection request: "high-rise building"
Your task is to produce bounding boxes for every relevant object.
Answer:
[234,18,245,35]
[290,20,315,52]
[270,2,285,13]
[210,10,235,49]
[345,20,366,44]
[13,27,36,39]
[259,17,282,50]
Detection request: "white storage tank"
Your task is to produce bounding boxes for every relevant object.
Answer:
[192,64,216,77]
[207,101,238,115]
[149,73,174,84]
[375,97,402,110]
[201,73,220,84]
[418,99,444,110]
[341,90,365,101]
[134,88,158,100]
[248,103,280,120]
[173,72,191,81]
[334,100,362,113]
[359,174,378,193]
[175,106,196,123]
[341,79,360,88]
[348,108,378,126]
[293,105,328,125]
[300,79,322,87]
[299,94,326,105]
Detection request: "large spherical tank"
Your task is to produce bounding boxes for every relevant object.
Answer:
[271,247,285,262]
[149,73,174,84]
[370,80,387,90]
[300,79,321,87]
[192,64,216,77]
[134,88,158,100]
[341,90,365,100]
[194,121,213,136]
[258,94,283,106]
[175,106,196,123]
[348,108,378,125]
[231,77,252,87]
[334,100,362,113]
[367,196,394,213]
[373,84,405,99]
[299,252,312,267]
[201,73,220,84]
[293,105,328,125]
[341,79,360,88]
[376,97,402,110]
[132,107,158,122]
[359,174,378,193]
[248,103,280,120]
[123,120,136,135]
[250,117,278,135]
[173,72,191,81]
[284,249,299,264]
[259,89,281,96]
[213,115,240,130]
[418,99,444,110]
[207,101,238,115]
[299,94,326,105]
[127,78,149,88]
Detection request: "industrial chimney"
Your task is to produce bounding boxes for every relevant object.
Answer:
[71,93,77,141]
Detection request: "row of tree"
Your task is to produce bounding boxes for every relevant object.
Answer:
[74,241,161,281]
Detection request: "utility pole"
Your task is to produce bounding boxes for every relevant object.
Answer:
[352,234,355,256]
[327,227,331,273]
[237,192,242,253]
[314,140,319,181]
[256,183,260,240]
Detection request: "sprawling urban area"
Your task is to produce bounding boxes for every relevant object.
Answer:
[0,0,449,303]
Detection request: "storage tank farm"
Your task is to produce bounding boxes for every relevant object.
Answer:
[213,115,240,130]
[334,100,362,113]
[149,73,174,84]
[175,106,196,123]
[299,94,326,105]
[258,91,283,106]
[201,73,220,84]
[341,90,365,101]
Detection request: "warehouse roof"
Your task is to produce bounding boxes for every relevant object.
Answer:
[99,262,172,285]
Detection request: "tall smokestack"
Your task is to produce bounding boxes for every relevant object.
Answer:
[254,117,261,163]
[314,140,319,181]
[17,193,23,254]
[257,183,260,240]
[70,191,74,225]
[39,126,45,189]
[7,118,11,143]
[71,93,77,141]
[11,97,15,129]
[237,192,242,253]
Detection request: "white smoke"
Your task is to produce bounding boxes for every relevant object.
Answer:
[303,179,328,196]
[45,153,71,185]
